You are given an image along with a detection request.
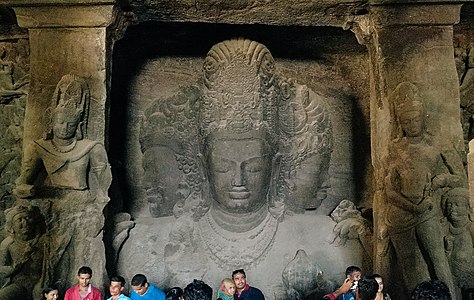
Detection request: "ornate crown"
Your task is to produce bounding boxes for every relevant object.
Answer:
[200,38,279,141]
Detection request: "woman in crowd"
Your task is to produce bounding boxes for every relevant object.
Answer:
[41,285,59,300]
[217,278,235,300]
[368,274,391,300]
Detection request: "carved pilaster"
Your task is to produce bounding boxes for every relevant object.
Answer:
[362,1,471,299]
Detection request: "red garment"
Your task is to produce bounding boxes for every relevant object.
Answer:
[322,294,336,300]
[236,284,250,298]
[64,284,102,300]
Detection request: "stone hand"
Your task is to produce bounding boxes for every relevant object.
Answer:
[13,184,35,199]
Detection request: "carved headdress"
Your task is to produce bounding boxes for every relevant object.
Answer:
[200,38,279,144]
[45,74,90,140]
[391,81,424,119]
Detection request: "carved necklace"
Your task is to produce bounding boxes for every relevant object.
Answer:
[198,207,278,270]
[51,139,77,153]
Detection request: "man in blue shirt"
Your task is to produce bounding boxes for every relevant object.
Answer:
[130,274,165,300]
[108,275,131,300]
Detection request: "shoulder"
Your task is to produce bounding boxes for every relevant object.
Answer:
[64,285,78,296]
[149,283,166,297]
[248,287,264,298]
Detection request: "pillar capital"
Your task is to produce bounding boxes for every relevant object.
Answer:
[367,0,474,27]
[0,0,117,28]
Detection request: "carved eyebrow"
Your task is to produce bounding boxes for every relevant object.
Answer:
[212,154,271,163]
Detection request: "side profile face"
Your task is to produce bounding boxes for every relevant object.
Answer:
[206,136,272,214]
[44,290,59,300]
[142,145,188,217]
[77,273,91,288]
[52,110,79,140]
[109,281,124,297]
[289,154,329,209]
[132,283,149,295]
[399,110,423,137]
[232,273,247,290]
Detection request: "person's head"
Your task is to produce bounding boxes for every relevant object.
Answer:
[46,74,89,141]
[220,278,236,296]
[183,279,212,300]
[77,266,92,288]
[411,280,452,300]
[367,274,384,293]
[41,285,59,300]
[345,266,362,282]
[205,130,275,214]
[442,188,471,227]
[5,205,42,240]
[166,287,184,300]
[356,278,379,300]
[392,82,425,138]
[109,275,126,298]
[232,269,247,291]
[131,274,149,296]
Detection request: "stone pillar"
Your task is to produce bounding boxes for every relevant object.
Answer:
[0,0,124,291]
[350,1,468,299]
[0,0,119,146]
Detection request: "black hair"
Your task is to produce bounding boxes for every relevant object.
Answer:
[110,275,126,287]
[183,279,212,300]
[40,285,59,300]
[166,287,184,300]
[345,266,362,277]
[77,266,92,276]
[358,278,379,300]
[131,274,148,286]
[232,269,246,278]
[411,280,452,300]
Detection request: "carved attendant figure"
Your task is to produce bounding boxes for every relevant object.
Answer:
[15,74,111,201]
[0,205,48,300]
[442,188,474,293]
[13,74,111,286]
[384,82,465,297]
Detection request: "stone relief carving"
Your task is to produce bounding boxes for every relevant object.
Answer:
[282,249,323,300]
[329,199,372,258]
[118,39,367,298]
[384,81,467,298]
[441,188,474,296]
[0,39,29,233]
[13,74,112,287]
[0,205,49,300]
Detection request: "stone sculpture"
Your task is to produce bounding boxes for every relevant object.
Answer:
[278,80,333,213]
[384,82,466,297]
[0,205,48,300]
[118,39,365,298]
[282,249,322,299]
[441,188,474,294]
[14,74,112,287]
[330,199,372,258]
[15,74,110,199]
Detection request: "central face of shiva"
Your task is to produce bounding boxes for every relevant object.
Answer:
[206,136,273,214]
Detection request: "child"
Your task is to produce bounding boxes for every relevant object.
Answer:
[217,278,235,300]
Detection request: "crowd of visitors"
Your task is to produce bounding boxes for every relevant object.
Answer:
[41,265,455,300]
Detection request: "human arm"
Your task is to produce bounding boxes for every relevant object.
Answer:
[14,142,44,198]
[385,171,431,214]
[89,143,112,200]
[323,278,352,300]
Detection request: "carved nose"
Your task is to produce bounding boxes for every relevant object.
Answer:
[231,167,245,186]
